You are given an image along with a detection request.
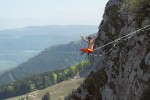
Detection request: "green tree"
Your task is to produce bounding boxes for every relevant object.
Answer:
[63,69,68,75]
[69,66,76,76]
[6,85,14,93]
[28,80,35,92]
[52,72,57,84]
[43,76,51,88]
[36,77,43,89]
[57,72,63,82]
[63,69,69,79]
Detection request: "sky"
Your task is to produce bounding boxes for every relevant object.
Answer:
[0,0,109,30]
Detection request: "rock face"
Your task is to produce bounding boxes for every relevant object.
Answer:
[70,0,150,100]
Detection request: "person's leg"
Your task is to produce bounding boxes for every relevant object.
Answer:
[88,53,90,59]
[85,53,88,59]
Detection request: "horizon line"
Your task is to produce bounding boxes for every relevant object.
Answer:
[0,24,98,31]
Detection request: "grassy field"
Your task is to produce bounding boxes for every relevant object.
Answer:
[6,76,84,100]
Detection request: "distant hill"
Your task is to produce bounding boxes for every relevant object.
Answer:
[0,40,87,84]
[0,25,97,51]
[0,25,97,73]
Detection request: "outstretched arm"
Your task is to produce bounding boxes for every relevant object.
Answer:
[80,35,88,42]
[93,35,97,43]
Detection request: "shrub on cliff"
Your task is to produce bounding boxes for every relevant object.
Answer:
[120,0,150,13]
[120,0,150,26]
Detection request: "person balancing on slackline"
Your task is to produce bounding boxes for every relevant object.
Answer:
[80,35,97,57]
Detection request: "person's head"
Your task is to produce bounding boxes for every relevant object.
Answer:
[87,36,92,41]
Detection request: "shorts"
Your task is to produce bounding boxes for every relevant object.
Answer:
[80,48,93,53]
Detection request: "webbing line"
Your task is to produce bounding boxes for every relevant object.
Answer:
[90,25,150,57]
[93,25,150,51]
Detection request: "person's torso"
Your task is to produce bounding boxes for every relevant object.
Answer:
[88,40,94,49]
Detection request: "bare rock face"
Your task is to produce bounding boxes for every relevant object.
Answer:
[69,0,150,100]
[93,0,150,99]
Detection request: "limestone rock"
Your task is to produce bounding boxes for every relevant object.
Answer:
[69,0,150,100]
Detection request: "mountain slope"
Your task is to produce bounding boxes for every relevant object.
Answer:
[0,40,87,84]
[0,60,90,99]
[69,0,150,100]
[0,25,97,74]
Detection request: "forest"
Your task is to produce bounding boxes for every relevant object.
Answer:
[0,60,89,99]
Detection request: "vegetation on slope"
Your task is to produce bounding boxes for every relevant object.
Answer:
[120,0,150,13]
[0,40,86,84]
[0,60,89,99]
[0,25,97,75]
[11,41,86,79]
[8,76,84,100]
[120,0,150,26]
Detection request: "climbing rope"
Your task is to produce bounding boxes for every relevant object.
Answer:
[90,25,150,57]
[93,25,150,51]
[90,41,118,57]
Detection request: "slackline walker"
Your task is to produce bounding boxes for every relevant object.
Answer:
[80,25,150,58]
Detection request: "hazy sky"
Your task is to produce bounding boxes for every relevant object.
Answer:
[0,0,109,30]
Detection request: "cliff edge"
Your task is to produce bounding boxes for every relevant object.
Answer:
[69,0,150,100]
